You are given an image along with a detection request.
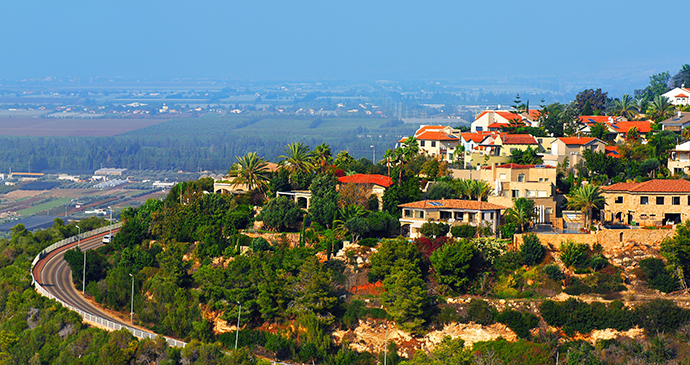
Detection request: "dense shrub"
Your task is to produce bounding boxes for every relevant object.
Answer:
[634,299,690,333]
[540,299,635,336]
[358,237,379,247]
[472,339,552,365]
[251,237,271,252]
[466,299,496,325]
[494,250,523,273]
[544,264,564,281]
[499,222,517,239]
[430,239,480,294]
[451,224,477,239]
[495,310,539,339]
[520,233,545,266]
[419,222,450,239]
[639,258,679,293]
[589,253,608,271]
[564,273,625,295]
[560,240,589,268]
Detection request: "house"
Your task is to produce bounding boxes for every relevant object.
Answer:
[668,141,690,175]
[578,116,652,142]
[471,110,540,132]
[337,174,393,210]
[601,179,690,226]
[661,87,690,106]
[401,125,460,161]
[479,163,559,223]
[543,137,606,167]
[399,199,506,238]
[492,134,539,157]
[660,111,690,132]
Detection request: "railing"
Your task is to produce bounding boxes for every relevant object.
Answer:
[30,223,187,348]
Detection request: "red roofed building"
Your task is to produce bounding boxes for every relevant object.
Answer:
[601,179,690,225]
[399,199,506,238]
[337,174,393,210]
[492,134,539,157]
[471,109,540,133]
[401,125,461,161]
[544,137,606,167]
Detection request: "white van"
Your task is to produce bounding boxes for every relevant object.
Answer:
[102,234,113,244]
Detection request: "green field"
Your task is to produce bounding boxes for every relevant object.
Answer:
[16,198,72,216]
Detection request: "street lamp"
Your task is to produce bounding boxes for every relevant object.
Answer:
[108,206,113,236]
[383,323,388,365]
[235,301,242,349]
[76,225,81,249]
[129,273,134,324]
[82,245,86,295]
[370,145,376,163]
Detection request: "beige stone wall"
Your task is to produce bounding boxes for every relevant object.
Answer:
[602,191,690,225]
[514,228,675,253]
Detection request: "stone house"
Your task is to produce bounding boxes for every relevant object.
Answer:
[337,174,392,210]
[399,199,506,238]
[600,179,690,226]
[479,163,559,224]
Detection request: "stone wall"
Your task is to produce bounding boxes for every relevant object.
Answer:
[514,228,675,252]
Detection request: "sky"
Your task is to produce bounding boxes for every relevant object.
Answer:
[1,0,687,89]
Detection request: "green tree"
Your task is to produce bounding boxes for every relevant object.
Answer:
[610,94,638,119]
[419,222,450,239]
[344,217,370,243]
[381,268,428,333]
[589,122,609,140]
[509,146,542,165]
[311,143,333,173]
[582,149,623,181]
[520,233,545,266]
[566,184,605,229]
[647,95,675,123]
[258,196,305,232]
[661,219,690,288]
[402,336,472,365]
[503,198,536,233]
[430,239,478,294]
[369,238,422,282]
[308,174,339,229]
[641,71,671,99]
[229,152,270,193]
[670,64,690,89]
[279,142,314,182]
[576,89,608,115]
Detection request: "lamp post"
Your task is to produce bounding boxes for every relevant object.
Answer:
[82,246,86,295]
[108,206,113,236]
[235,301,241,349]
[76,225,81,248]
[383,323,388,365]
[370,145,376,163]
[129,273,134,324]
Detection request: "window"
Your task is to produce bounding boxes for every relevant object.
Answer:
[500,173,506,180]
[656,196,664,205]
[512,190,520,198]
[537,190,548,198]
[404,209,412,218]
[525,190,533,197]
[431,141,437,147]
[539,178,543,182]
[420,141,425,147]
[673,196,681,205]
[518,174,525,182]
[440,211,452,220]
[544,178,549,181]
[468,213,476,222]
[414,211,425,218]
[615,196,623,204]
[641,196,649,205]
[454,212,464,221]
[545,208,553,214]
[476,127,483,131]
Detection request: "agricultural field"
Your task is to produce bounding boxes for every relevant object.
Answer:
[0,117,170,137]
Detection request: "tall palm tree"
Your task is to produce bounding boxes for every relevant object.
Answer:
[311,143,332,173]
[395,137,419,185]
[279,142,314,181]
[503,197,536,233]
[611,94,638,119]
[634,97,649,117]
[647,95,675,123]
[230,152,270,193]
[566,184,605,230]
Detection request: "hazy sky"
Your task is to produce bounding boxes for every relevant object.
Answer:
[1,0,687,84]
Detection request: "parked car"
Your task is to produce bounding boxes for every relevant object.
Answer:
[102,234,113,244]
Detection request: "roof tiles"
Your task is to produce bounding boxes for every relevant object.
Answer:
[602,179,690,193]
[338,174,393,187]
[399,199,506,210]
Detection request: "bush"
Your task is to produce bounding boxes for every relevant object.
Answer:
[420,222,450,239]
[495,310,539,339]
[520,233,545,266]
[494,251,523,273]
[544,265,564,281]
[251,237,271,252]
[430,239,481,294]
[358,237,379,247]
[589,253,608,271]
[540,299,634,336]
[639,258,679,293]
[499,223,517,239]
[560,240,589,268]
[467,299,496,325]
[451,224,477,239]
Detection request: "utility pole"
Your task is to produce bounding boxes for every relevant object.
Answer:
[383,323,388,365]
[108,206,113,236]
[83,248,86,294]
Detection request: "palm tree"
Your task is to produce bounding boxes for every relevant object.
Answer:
[503,197,536,233]
[634,97,649,117]
[311,143,332,173]
[383,148,398,177]
[230,152,270,193]
[611,94,638,119]
[396,137,419,185]
[647,95,675,123]
[279,142,314,181]
[566,184,605,230]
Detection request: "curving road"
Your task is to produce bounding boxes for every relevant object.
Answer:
[32,230,135,328]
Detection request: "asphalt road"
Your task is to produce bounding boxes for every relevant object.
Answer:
[33,230,132,328]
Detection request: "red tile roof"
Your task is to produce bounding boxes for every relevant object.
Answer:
[500,134,538,145]
[416,130,459,141]
[609,120,652,134]
[338,174,393,187]
[558,137,598,145]
[459,132,486,143]
[475,110,539,122]
[578,116,612,125]
[675,94,689,98]
[605,146,620,158]
[601,179,690,193]
[399,199,506,210]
